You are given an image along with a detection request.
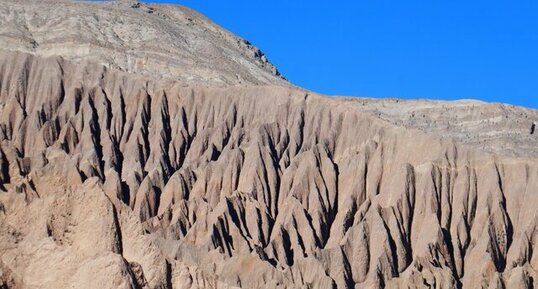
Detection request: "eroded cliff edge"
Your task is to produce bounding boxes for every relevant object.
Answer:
[1,51,538,289]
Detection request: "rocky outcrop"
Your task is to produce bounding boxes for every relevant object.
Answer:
[0,0,286,86]
[1,50,538,289]
[352,98,538,158]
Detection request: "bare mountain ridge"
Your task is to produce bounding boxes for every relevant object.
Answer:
[1,0,537,159]
[1,1,538,289]
[0,0,286,85]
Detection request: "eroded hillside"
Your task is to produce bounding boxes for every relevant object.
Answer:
[1,1,538,289]
[1,51,538,289]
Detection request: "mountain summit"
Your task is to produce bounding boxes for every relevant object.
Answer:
[0,0,285,85]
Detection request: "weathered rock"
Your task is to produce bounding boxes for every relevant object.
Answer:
[0,0,286,86]
[1,1,538,289]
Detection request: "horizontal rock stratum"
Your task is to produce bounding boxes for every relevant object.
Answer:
[1,1,538,289]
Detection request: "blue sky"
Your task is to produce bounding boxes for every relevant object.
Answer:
[147,0,538,108]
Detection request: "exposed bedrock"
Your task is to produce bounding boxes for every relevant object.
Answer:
[1,52,538,289]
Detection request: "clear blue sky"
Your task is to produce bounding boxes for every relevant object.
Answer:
[147,0,538,108]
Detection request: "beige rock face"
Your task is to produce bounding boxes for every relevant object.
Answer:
[0,0,286,86]
[350,98,538,158]
[1,1,538,289]
[1,50,538,289]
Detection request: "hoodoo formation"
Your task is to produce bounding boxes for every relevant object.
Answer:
[1,1,538,289]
